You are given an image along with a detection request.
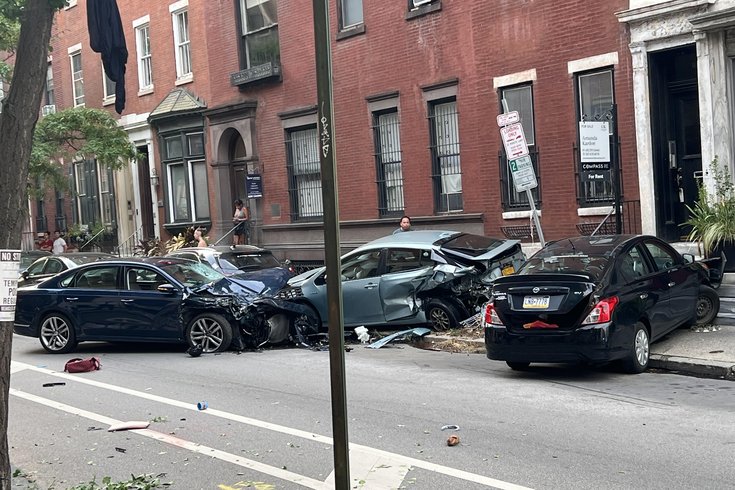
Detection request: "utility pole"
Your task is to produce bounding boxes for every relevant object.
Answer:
[311,1,351,488]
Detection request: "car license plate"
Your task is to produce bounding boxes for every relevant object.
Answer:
[501,265,515,276]
[522,295,550,309]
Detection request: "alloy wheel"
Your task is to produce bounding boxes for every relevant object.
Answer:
[430,307,451,331]
[40,316,72,352]
[189,317,225,353]
[634,328,649,367]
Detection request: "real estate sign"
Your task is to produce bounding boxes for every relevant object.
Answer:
[579,121,610,162]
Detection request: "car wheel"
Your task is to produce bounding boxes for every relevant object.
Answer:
[291,303,321,339]
[186,313,233,353]
[506,361,530,371]
[621,322,649,374]
[695,285,720,326]
[39,313,78,354]
[425,299,461,331]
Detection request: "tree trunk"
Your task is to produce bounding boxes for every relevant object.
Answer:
[0,1,56,488]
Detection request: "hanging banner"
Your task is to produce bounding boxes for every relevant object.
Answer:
[0,250,21,321]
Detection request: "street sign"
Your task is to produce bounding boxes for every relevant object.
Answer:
[497,111,520,127]
[509,155,538,192]
[500,122,529,160]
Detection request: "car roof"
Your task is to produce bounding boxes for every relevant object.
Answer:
[358,230,461,249]
[171,245,269,255]
[540,234,643,255]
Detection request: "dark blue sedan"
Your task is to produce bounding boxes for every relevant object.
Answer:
[14,257,313,354]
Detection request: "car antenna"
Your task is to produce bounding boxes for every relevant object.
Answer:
[567,238,576,252]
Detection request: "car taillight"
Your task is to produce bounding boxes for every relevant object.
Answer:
[581,296,619,325]
[483,302,504,326]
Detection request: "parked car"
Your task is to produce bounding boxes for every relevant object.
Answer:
[277,230,526,331]
[14,257,317,354]
[20,250,52,274]
[483,235,721,373]
[165,245,293,295]
[18,252,114,286]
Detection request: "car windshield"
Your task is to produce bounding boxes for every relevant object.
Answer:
[159,261,226,288]
[440,233,506,256]
[218,252,281,272]
[518,253,609,280]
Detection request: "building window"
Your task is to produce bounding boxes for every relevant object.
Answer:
[239,0,279,68]
[99,166,114,225]
[172,7,192,80]
[372,109,404,216]
[45,63,55,106]
[409,0,437,9]
[499,83,540,211]
[103,69,116,102]
[136,23,153,90]
[340,0,363,29]
[69,50,84,107]
[0,78,4,114]
[285,126,323,220]
[429,98,462,213]
[163,131,209,223]
[576,68,615,205]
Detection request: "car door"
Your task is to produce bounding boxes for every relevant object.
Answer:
[641,239,699,333]
[64,265,121,339]
[340,249,385,326]
[20,258,49,284]
[118,266,183,340]
[614,245,672,335]
[380,247,434,322]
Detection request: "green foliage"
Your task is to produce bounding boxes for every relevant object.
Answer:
[685,157,735,255]
[66,473,169,490]
[29,107,140,196]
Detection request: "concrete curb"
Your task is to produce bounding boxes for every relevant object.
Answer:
[418,335,735,380]
[649,354,735,380]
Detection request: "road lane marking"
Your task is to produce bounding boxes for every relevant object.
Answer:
[10,388,329,489]
[11,361,533,489]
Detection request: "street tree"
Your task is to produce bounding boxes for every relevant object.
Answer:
[0,1,96,487]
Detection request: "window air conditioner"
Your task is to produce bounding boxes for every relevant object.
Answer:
[42,104,56,116]
[412,0,432,7]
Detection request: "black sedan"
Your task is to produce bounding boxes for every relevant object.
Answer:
[14,257,316,354]
[483,235,721,373]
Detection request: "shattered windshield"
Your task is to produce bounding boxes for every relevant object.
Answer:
[159,261,226,288]
[518,253,609,280]
[218,252,282,272]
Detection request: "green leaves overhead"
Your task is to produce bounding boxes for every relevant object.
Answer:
[29,107,140,195]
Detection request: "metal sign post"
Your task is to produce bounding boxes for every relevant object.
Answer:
[498,107,545,246]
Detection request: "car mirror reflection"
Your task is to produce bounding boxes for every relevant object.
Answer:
[157,283,178,294]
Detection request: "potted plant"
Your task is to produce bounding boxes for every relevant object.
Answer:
[685,157,735,272]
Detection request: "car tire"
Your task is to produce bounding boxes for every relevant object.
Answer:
[186,313,233,353]
[695,285,720,326]
[39,313,78,354]
[621,322,649,374]
[425,299,461,331]
[506,361,530,371]
[291,303,321,339]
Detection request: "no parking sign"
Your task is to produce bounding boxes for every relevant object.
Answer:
[0,250,20,321]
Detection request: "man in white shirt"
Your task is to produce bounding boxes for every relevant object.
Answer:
[52,230,67,254]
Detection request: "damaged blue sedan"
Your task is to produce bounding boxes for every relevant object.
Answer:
[14,257,317,354]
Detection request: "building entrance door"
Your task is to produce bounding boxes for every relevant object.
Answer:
[649,45,702,241]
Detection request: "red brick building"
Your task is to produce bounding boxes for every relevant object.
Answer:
[33,0,638,262]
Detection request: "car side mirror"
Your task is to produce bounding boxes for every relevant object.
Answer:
[21,271,29,280]
[157,283,178,294]
[682,253,695,264]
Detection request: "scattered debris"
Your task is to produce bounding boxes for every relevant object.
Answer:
[197,401,208,410]
[64,357,101,373]
[446,434,461,446]
[366,328,431,349]
[87,426,103,431]
[187,344,203,357]
[441,424,460,431]
[354,326,370,343]
[115,447,126,453]
[107,421,151,432]
[42,382,66,387]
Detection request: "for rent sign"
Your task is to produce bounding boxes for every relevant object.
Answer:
[0,250,20,321]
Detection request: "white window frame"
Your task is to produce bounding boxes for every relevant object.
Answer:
[170,1,192,83]
[239,0,279,69]
[166,159,209,222]
[340,0,363,29]
[133,16,154,93]
[68,45,84,107]
[102,63,116,104]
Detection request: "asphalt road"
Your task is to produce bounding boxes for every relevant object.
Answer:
[8,335,735,489]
